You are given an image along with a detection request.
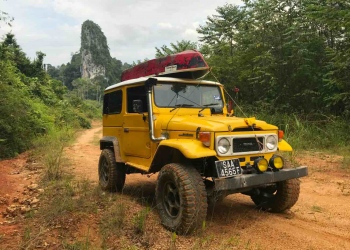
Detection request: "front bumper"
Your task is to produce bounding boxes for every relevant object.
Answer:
[214,166,308,192]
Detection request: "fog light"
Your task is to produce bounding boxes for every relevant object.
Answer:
[254,158,268,172]
[270,155,284,170]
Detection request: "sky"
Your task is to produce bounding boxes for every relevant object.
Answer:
[0,0,242,66]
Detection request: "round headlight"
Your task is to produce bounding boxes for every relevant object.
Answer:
[217,137,230,154]
[266,135,277,150]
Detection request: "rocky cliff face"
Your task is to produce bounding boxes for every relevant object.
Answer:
[81,50,105,79]
[47,20,128,88]
[80,20,110,79]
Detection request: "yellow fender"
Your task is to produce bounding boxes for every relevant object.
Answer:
[278,139,293,152]
[159,139,216,158]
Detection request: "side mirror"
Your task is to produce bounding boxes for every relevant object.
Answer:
[132,100,143,113]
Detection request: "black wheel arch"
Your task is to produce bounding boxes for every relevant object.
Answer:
[149,146,187,173]
[149,146,217,177]
[100,136,123,163]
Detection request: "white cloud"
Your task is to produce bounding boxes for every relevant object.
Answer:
[158,23,173,29]
[183,28,198,38]
[23,0,48,8]
[58,23,79,32]
[0,0,242,65]
[52,0,95,21]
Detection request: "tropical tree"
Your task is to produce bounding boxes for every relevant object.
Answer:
[197,4,245,87]
[197,1,334,114]
[198,4,244,57]
[305,0,350,116]
[155,40,197,58]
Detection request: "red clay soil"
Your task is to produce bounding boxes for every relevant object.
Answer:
[0,152,40,249]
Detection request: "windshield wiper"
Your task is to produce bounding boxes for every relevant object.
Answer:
[170,104,194,112]
[198,103,219,113]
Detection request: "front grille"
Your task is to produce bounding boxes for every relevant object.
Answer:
[232,137,264,153]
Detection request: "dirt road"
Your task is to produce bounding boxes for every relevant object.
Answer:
[1,122,349,249]
[65,122,350,249]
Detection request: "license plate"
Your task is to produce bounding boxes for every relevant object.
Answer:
[215,159,242,178]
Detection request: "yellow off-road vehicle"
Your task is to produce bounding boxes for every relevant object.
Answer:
[98,52,308,234]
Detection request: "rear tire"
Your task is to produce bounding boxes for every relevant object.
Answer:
[251,178,300,212]
[98,149,126,192]
[155,163,207,235]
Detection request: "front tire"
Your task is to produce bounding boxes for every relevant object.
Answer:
[155,163,207,235]
[251,178,300,212]
[98,149,126,192]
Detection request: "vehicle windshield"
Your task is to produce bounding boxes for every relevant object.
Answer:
[153,82,224,110]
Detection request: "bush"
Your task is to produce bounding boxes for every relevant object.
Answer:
[234,104,350,152]
[0,67,51,158]
[33,128,74,181]
[0,34,101,159]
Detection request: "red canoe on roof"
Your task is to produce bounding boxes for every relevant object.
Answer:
[121,50,209,82]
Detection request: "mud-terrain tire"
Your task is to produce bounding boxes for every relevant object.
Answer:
[155,163,207,235]
[98,149,125,192]
[251,178,300,212]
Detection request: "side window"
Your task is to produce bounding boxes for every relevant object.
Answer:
[127,85,148,113]
[103,90,122,114]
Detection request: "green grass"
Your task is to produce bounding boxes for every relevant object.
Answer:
[311,205,322,213]
[62,240,91,250]
[32,128,75,181]
[220,236,241,248]
[100,200,126,244]
[133,206,150,234]
[235,107,350,154]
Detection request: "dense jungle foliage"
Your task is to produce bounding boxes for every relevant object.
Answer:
[0,34,101,159]
[197,0,350,118]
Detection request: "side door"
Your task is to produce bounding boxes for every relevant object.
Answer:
[103,89,123,140]
[122,85,151,158]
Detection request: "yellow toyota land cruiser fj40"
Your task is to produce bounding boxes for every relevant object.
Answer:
[98,76,308,234]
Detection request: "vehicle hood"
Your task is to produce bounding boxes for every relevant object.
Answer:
[157,115,277,132]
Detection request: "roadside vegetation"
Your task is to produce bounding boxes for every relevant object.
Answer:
[235,107,350,154]
[0,33,101,159]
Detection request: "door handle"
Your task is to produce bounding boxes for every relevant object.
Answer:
[124,128,129,132]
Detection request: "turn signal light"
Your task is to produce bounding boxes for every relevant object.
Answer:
[278,130,284,141]
[199,132,211,147]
